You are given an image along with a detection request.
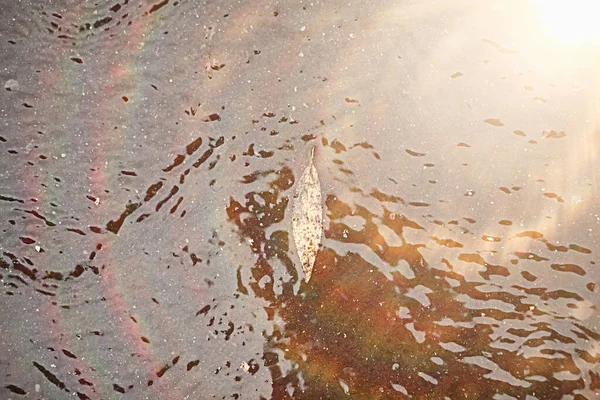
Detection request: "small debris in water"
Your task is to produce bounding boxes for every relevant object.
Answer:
[4,79,19,91]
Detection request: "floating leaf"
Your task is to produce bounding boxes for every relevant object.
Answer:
[292,147,323,282]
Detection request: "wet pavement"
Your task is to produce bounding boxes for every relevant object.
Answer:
[1,0,599,399]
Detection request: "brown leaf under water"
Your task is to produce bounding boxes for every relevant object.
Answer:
[292,147,323,282]
[484,118,504,127]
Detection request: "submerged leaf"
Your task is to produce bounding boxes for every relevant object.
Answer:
[292,147,323,282]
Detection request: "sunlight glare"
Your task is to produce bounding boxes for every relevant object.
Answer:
[535,0,600,45]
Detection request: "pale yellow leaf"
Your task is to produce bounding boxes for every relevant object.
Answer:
[292,147,323,282]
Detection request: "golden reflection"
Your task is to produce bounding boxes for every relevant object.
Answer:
[534,0,600,45]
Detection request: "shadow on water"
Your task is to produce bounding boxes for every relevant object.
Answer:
[226,137,599,399]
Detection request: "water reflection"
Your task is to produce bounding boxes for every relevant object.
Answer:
[1,0,600,399]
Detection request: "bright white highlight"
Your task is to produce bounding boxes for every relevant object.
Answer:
[535,0,600,45]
